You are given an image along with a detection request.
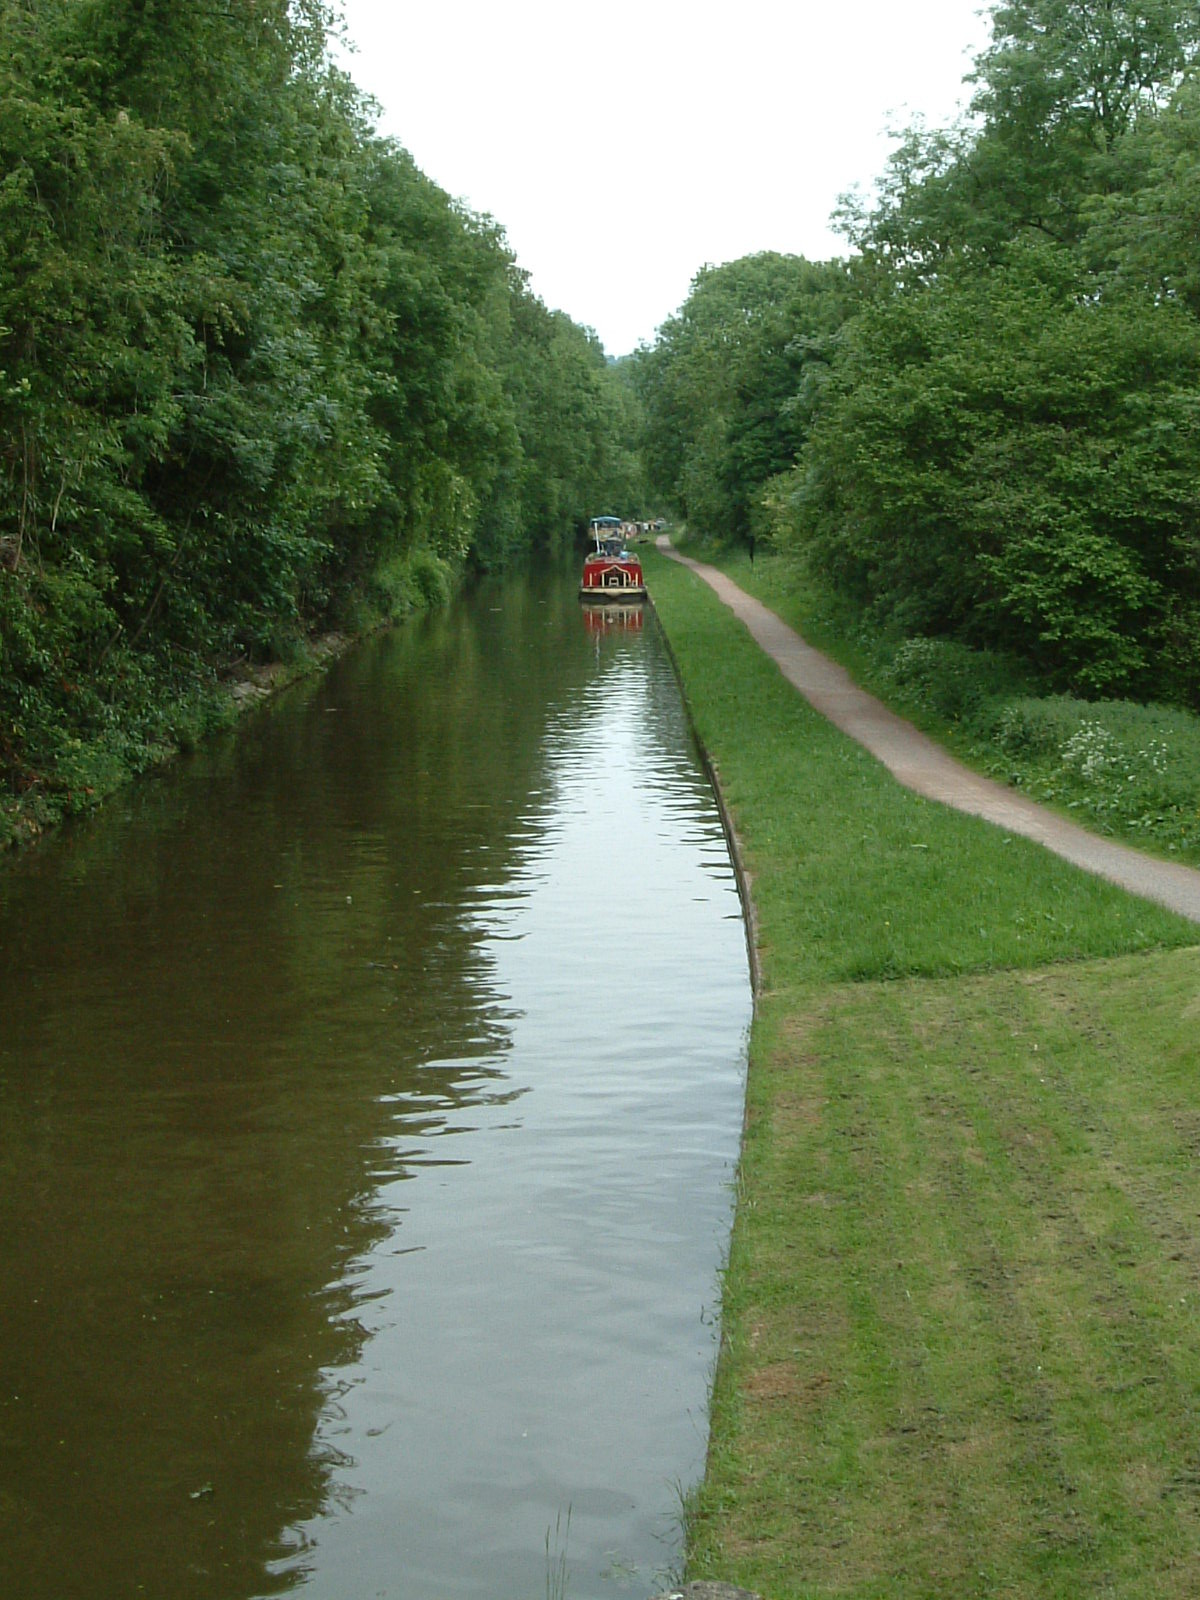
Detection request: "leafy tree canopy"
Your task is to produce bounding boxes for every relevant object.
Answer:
[637,0,1200,705]
[0,0,634,830]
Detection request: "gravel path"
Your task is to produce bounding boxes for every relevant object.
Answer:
[660,541,1200,926]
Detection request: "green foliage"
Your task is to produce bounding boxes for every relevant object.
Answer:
[884,635,1034,723]
[979,694,1200,853]
[633,253,849,544]
[785,247,1200,696]
[0,0,632,838]
[366,547,455,619]
[843,0,1200,272]
[1087,77,1200,311]
[638,1,1200,707]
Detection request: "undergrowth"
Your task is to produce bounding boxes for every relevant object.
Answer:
[1,546,460,853]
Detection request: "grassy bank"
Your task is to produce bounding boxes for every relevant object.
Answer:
[643,545,1200,1598]
[673,540,1200,870]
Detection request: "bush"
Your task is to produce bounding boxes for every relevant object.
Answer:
[883,636,1032,723]
[367,548,455,619]
[975,694,1200,856]
[407,548,454,609]
[982,696,1083,759]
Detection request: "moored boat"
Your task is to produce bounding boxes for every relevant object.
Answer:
[580,517,647,601]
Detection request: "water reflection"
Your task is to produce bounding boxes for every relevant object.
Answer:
[0,570,750,1600]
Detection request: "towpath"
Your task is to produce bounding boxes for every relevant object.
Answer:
[659,539,1200,926]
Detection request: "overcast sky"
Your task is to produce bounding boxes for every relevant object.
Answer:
[334,1,993,356]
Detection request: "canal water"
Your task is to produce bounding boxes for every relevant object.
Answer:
[0,567,752,1600]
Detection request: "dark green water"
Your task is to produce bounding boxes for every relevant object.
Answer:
[0,568,751,1599]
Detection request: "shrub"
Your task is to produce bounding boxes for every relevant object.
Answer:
[367,548,455,619]
[977,695,1200,856]
[883,636,1031,723]
[982,696,1085,759]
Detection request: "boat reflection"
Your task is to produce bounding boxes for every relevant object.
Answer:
[580,600,645,633]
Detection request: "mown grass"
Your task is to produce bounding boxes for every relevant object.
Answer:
[680,541,1200,869]
[643,545,1200,1599]
[703,955,1200,1600]
[644,547,1194,988]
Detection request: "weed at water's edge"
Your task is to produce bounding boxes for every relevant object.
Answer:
[545,1504,571,1600]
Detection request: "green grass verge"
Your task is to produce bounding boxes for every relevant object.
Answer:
[701,954,1200,1600]
[643,545,1200,1598]
[675,539,1200,869]
[645,547,1195,988]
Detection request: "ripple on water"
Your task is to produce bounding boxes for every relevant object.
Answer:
[0,573,751,1600]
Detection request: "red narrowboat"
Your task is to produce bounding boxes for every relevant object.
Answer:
[580,517,647,602]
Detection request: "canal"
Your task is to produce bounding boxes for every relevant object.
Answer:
[0,566,752,1600]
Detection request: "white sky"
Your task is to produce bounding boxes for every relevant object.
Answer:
[333,1,993,356]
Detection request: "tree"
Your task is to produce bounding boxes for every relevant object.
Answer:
[1086,76,1200,313]
[788,244,1200,695]
[635,253,849,544]
[845,0,1200,275]
[1,0,633,826]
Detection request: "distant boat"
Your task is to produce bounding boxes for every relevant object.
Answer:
[580,518,647,602]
